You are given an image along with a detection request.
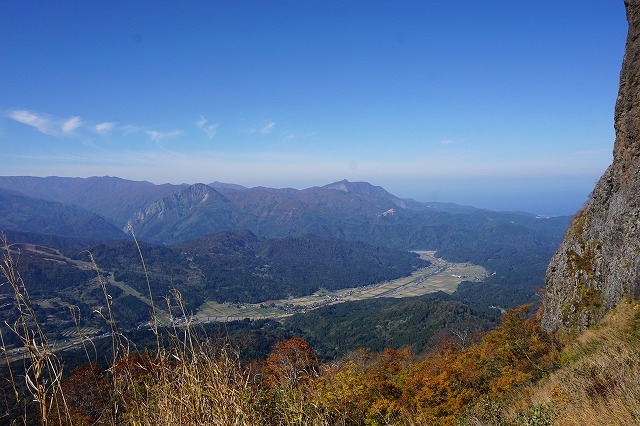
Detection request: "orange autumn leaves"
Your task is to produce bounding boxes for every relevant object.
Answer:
[262,336,319,389]
[319,304,560,424]
[56,305,561,425]
[256,304,561,424]
[399,305,561,424]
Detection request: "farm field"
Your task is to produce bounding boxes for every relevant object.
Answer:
[2,245,485,360]
[195,251,486,322]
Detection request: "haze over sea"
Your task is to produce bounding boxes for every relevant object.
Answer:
[0,1,627,216]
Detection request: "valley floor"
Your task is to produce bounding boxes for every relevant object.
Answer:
[2,250,485,363]
[195,251,486,322]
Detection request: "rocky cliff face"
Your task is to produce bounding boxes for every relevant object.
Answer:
[543,0,640,331]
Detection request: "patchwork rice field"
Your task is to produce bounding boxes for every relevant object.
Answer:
[195,251,486,322]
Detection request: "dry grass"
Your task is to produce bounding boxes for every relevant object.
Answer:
[126,290,257,425]
[469,298,640,426]
[116,330,260,425]
[0,233,330,425]
[535,299,640,426]
[3,230,640,426]
[108,292,331,425]
[0,236,71,424]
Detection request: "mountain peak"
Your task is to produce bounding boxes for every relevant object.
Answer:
[209,181,248,191]
[125,183,236,242]
[323,180,410,209]
[323,179,387,196]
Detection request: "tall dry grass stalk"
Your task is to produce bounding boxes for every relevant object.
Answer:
[0,231,159,425]
[116,290,332,425]
[6,226,638,426]
[126,225,161,354]
[120,332,260,424]
[0,236,70,425]
[0,231,327,425]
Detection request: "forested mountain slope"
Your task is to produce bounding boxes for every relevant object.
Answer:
[0,175,570,309]
[0,188,126,241]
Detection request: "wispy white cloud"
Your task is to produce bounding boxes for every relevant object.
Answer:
[62,116,82,134]
[122,124,145,135]
[440,139,455,145]
[95,122,116,135]
[7,108,190,144]
[8,109,54,135]
[282,131,317,141]
[242,119,278,136]
[9,109,85,136]
[195,115,219,140]
[261,120,275,135]
[146,130,184,143]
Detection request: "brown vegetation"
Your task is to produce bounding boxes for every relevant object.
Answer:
[2,236,640,425]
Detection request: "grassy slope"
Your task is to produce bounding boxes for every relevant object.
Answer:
[462,298,640,425]
[527,299,640,425]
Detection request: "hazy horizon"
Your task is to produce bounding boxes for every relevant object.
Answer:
[0,173,589,217]
[1,1,625,217]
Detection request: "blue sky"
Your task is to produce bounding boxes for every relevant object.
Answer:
[0,1,627,215]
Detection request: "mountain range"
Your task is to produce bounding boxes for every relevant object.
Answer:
[0,175,571,308]
[0,176,567,244]
[0,187,126,241]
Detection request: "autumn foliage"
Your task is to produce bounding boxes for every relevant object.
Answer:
[262,336,319,388]
[32,304,563,425]
[399,304,561,424]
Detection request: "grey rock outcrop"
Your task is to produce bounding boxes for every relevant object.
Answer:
[543,0,640,331]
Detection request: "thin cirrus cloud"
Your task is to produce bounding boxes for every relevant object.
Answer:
[195,115,219,140]
[282,131,317,141]
[261,120,275,135]
[122,124,146,136]
[241,120,277,136]
[8,109,54,135]
[145,129,184,143]
[9,108,82,136]
[62,116,82,134]
[95,122,116,135]
[7,108,186,143]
